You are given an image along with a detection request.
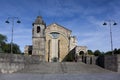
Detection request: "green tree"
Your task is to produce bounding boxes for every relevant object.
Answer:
[0,34,7,43]
[0,34,7,52]
[12,43,21,54]
[105,48,120,55]
[0,33,21,54]
[88,50,94,55]
[114,48,118,54]
[2,43,21,54]
[105,51,112,55]
[94,50,101,56]
[118,49,120,54]
[2,43,10,53]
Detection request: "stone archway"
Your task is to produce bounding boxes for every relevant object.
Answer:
[79,51,84,56]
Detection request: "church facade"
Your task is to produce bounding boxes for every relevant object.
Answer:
[24,16,87,62]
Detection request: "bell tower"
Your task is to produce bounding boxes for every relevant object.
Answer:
[32,16,46,58]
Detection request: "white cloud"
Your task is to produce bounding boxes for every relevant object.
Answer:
[75,27,120,52]
[0,0,120,52]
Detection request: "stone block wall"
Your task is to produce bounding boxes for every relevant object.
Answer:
[0,53,42,73]
[96,55,118,72]
[0,53,24,73]
[78,55,119,72]
[117,55,120,72]
[77,55,96,65]
[0,53,120,73]
[104,55,118,72]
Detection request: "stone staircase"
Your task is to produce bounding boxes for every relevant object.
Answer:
[17,62,113,74]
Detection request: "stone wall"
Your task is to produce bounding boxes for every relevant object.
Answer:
[117,55,120,72]
[97,55,118,72]
[0,53,42,73]
[78,55,97,65]
[80,55,118,72]
[0,53,120,73]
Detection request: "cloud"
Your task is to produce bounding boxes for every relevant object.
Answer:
[76,31,109,51]
[74,25,120,52]
[0,0,120,52]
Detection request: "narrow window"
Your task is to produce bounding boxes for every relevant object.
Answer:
[58,40,60,61]
[48,40,51,62]
[37,26,40,33]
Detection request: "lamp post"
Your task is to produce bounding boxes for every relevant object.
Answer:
[103,20,117,55]
[5,17,21,54]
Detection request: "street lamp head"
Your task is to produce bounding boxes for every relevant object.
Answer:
[103,22,107,25]
[17,20,21,23]
[113,22,117,25]
[5,20,9,24]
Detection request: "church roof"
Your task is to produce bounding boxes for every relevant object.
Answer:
[33,16,45,25]
[47,23,72,32]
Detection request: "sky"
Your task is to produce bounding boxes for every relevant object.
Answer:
[0,0,120,52]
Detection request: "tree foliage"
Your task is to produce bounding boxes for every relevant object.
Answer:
[0,33,21,54]
[105,48,120,55]
[2,43,21,54]
[88,50,94,55]
[94,50,102,56]
[0,34,7,43]
[88,48,120,56]
[0,34,7,52]
[114,48,120,54]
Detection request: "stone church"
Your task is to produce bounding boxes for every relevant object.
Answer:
[24,16,87,62]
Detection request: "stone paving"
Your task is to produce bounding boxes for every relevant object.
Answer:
[0,62,120,80]
[18,62,113,73]
[0,73,120,80]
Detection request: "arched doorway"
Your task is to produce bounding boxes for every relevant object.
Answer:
[79,51,84,55]
[79,51,85,62]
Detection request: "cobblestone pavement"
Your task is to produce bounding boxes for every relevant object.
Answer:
[0,73,120,80]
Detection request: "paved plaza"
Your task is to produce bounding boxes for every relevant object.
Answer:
[0,73,120,80]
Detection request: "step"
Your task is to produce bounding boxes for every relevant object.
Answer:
[17,62,113,74]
